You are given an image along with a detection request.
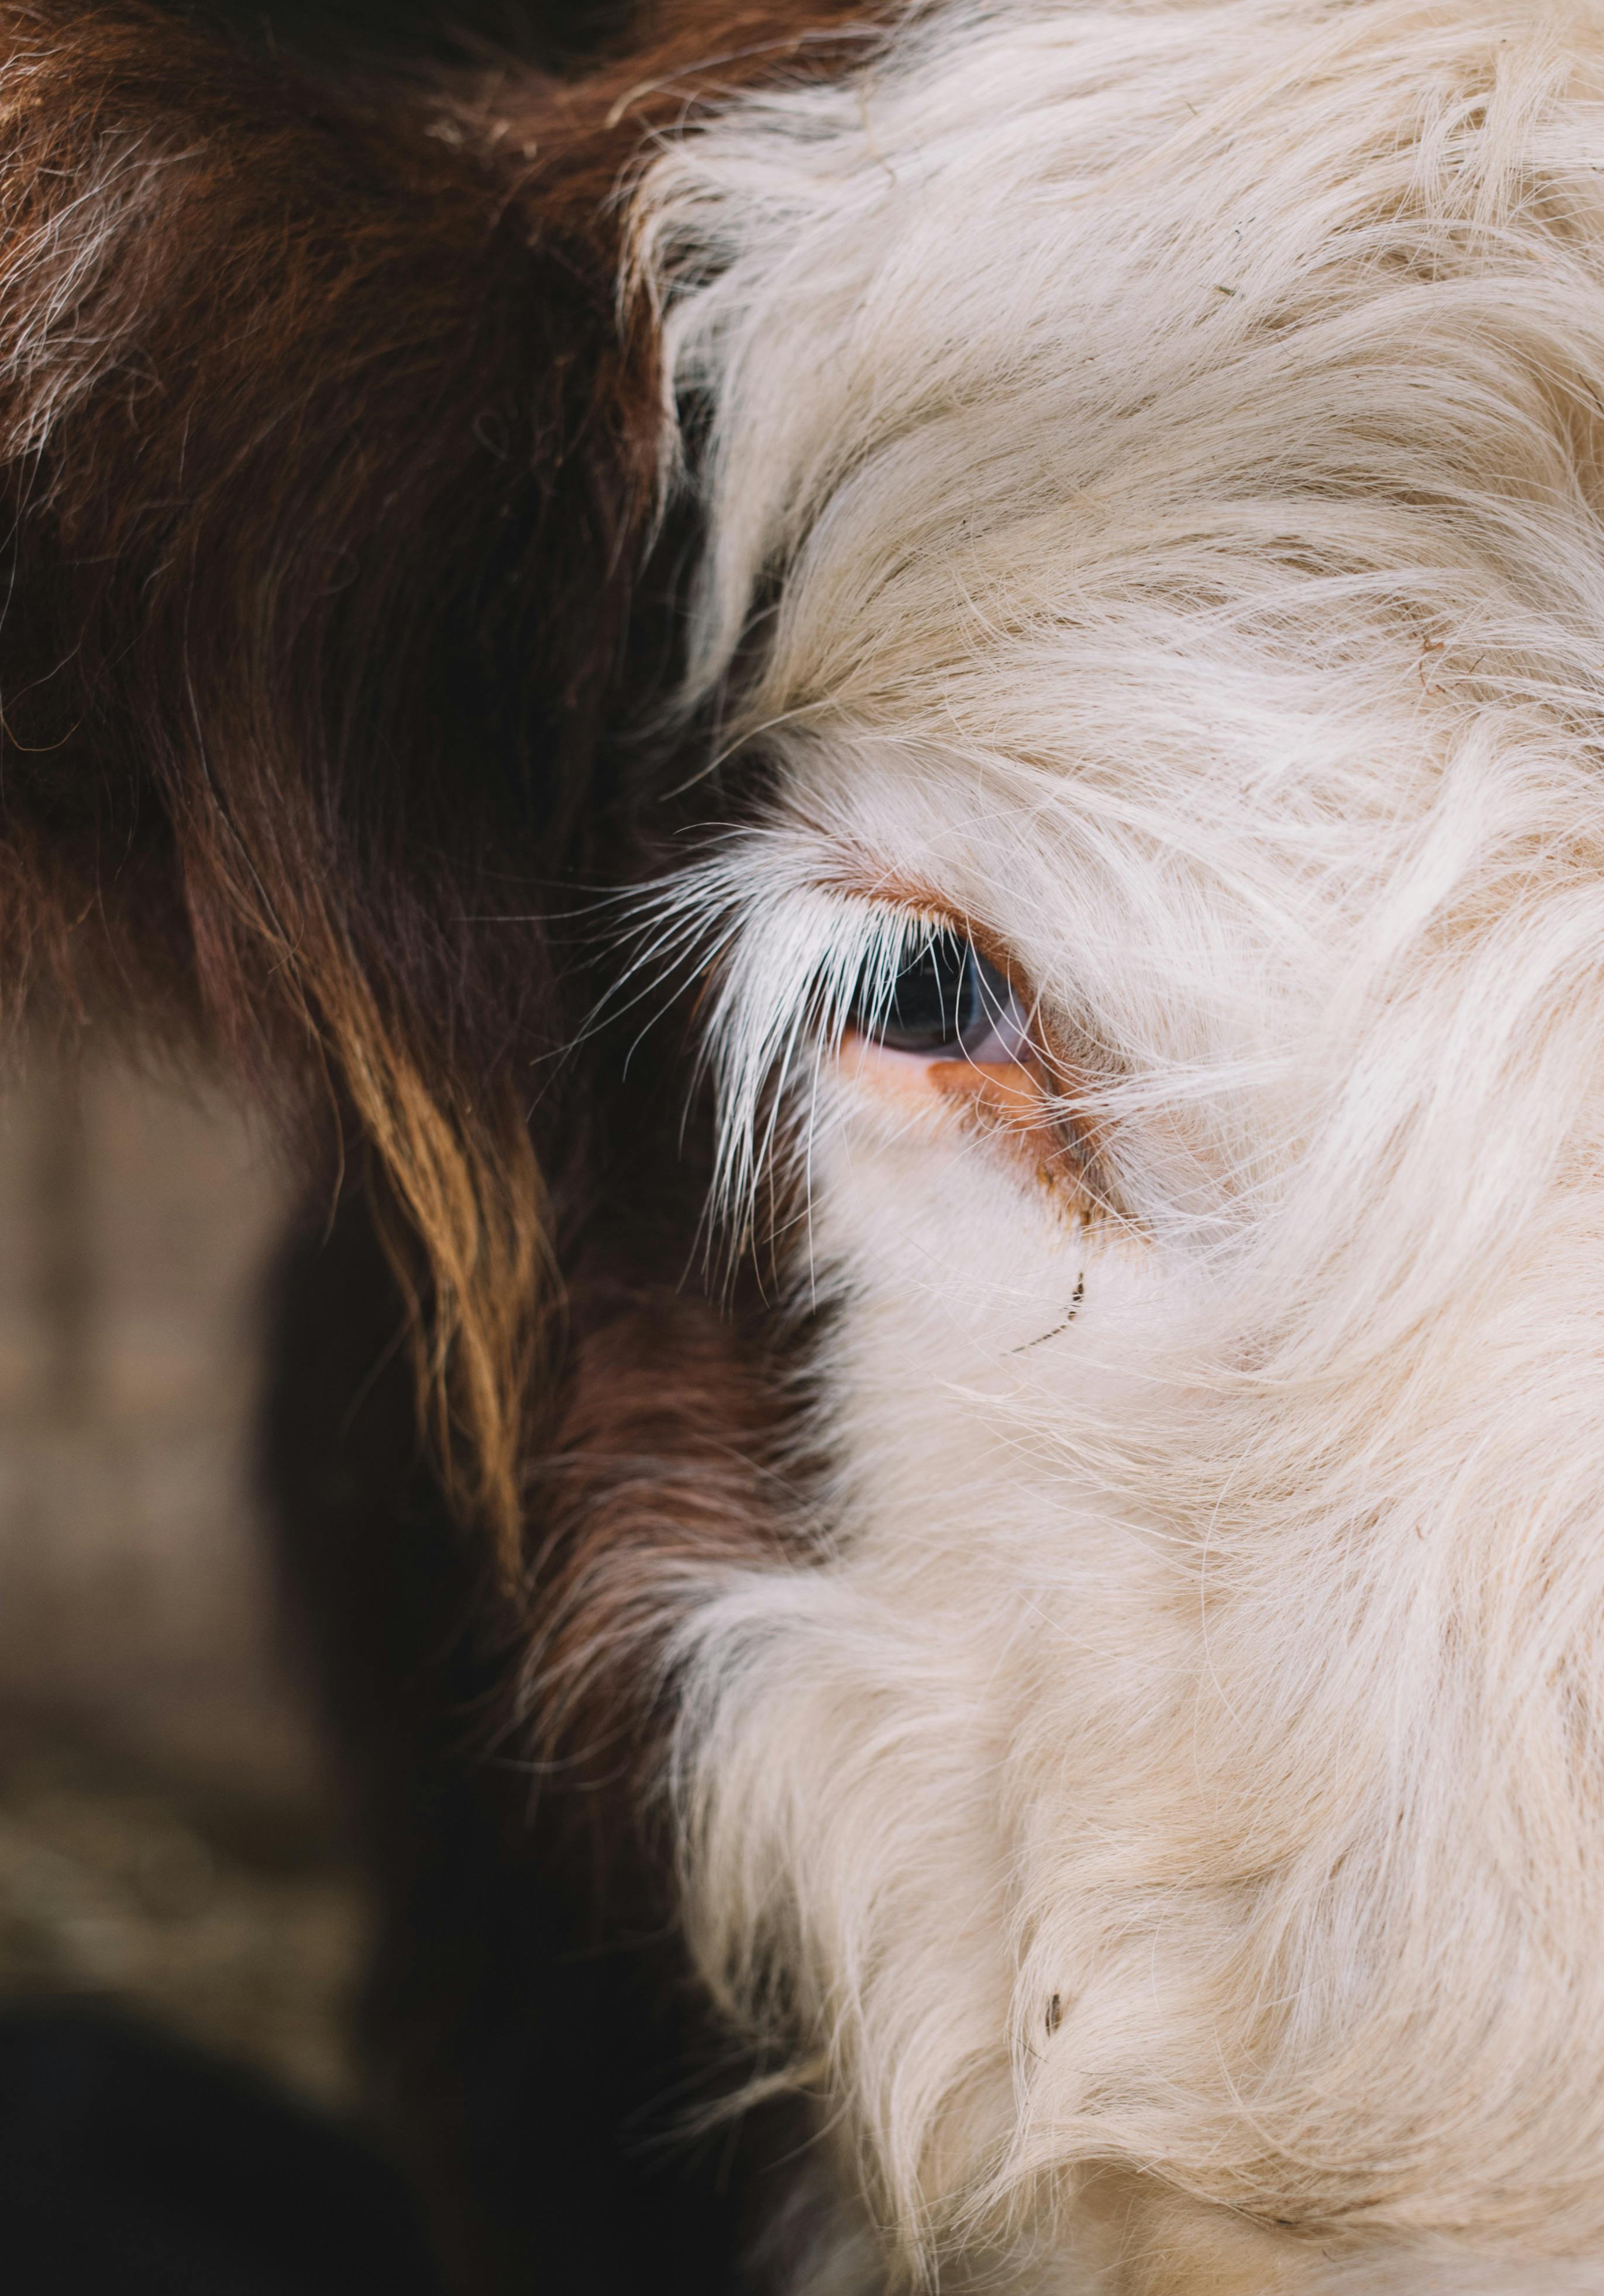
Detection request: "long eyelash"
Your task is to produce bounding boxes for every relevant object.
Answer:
[624,833,951,1248]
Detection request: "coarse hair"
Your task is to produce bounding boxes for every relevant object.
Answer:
[625,2,1604,2281]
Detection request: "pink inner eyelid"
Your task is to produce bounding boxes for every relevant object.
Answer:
[960,973,1033,1067]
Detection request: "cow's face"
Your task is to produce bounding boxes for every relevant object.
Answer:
[629,1,1604,2288]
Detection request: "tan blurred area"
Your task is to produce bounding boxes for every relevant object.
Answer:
[0,1036,367,2108]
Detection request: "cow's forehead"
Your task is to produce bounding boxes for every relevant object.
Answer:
[633,4,1604,2283]
[645,0,1604,712]
[639,0,1604,1081]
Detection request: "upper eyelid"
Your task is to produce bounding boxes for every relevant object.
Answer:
[818,872,1013,977]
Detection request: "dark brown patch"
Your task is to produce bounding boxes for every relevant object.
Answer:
[0,0,892,1565]
[261,1171,818,2296]
[4,6,897,2283]
[525,1283,799,1802]
[0,0,646,1551]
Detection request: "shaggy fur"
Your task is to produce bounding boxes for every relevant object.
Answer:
[626,1,1604,2287]
[0,0,870,1558]
[0,6,865,2285]
[20,2,1604,2293]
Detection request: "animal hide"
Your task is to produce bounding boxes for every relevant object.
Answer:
[17,4,1604,2295]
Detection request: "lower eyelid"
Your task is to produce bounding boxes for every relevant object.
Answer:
[964,985,1032,1066]
[839,1024,1083,1160]
[931,1052,1049,1113]
[837,1026,1040,1104]
[838,989,1035,1078]
[834,988,1115,1220]
[837,1025,942,1077]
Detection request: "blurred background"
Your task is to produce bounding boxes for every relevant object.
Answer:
[0,0,621,2137]
[0,7,616,2284]
[0,1037,368,2111]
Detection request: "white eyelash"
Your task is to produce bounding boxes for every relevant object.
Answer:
[630,829,965,1240]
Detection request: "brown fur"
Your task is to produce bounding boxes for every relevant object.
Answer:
[0,8,886,2284]
[261,1176,818,2295]
[0,0,635,1545]
[0,0,882,1561]
[526,1270,804,1809]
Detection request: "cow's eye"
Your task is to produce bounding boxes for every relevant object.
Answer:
[854,932,1030,1064]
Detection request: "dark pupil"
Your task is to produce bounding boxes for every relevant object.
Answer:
[871,933,983,1053]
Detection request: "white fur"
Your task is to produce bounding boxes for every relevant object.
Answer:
[629,3,1604,2286]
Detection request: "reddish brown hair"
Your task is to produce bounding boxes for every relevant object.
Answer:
[0,0,880,1560]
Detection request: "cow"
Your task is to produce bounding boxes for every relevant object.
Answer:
[7,0,1604,2290]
